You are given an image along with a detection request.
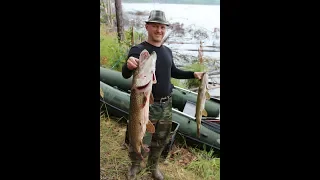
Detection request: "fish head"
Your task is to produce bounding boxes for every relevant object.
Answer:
[134,50,157,93]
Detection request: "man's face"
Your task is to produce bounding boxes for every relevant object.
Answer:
[145,23,166,43]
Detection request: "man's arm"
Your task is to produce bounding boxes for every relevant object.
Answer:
[165,47,194,79]
[171,56,204,80]
[122,47,141,79]
[122,62,133,79]
[171,58,195,79]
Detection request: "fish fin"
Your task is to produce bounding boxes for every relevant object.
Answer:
[202,109,208,117]
[142,144,150,153]
[153,73,157,84]
[206,83,214,90]
[205,91,211,100]
[146,120,155,133]
[149,93,154,104]
[137,141,145,160]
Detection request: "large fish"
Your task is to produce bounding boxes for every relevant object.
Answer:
[128,49,157,159]
[195,72,210,138]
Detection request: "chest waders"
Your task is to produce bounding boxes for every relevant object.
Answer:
[127,97,172,180]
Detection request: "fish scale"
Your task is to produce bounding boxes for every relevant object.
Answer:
[128,49,157,160]
[195,72,210,138]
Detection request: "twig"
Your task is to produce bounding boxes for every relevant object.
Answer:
[102,102,110,121]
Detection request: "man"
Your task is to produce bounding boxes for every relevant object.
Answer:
[122,10,204,180]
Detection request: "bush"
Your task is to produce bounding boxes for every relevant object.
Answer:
[100,26,130,71]
[183,62,208,89]
[100,25,147,72]
[123,27,147,47]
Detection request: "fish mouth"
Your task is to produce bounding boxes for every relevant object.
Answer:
[136,80,151,90]
[136,74,156,90]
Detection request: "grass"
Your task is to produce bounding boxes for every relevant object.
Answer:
[100,112,129,180]
[100,24,129,71]
[100,24,146,72]
[100,110,220,180]
[171,78,188,89]
[182,61,209,89]
[186,148,220,179]
[171,60,209,90]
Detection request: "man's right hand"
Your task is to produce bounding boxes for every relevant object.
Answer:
[127,57,139,70]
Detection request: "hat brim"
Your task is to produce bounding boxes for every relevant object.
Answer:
[145,20,170,26]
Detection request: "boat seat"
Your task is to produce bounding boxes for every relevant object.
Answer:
[182,100,196,117]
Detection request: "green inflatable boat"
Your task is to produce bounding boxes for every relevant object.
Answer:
[100,67,220,118]
[100,79,220,151]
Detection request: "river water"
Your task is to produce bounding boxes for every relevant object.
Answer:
[122,3,220,31]
[122,3,220,58]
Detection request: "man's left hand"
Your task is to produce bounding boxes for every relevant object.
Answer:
[194,72,204,80]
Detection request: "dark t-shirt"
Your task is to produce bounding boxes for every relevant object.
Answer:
[122,41,194,98]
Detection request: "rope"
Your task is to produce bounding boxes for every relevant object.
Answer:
[111,56,123,69]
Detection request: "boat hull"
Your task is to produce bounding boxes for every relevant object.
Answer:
[100,67,220,118]
[100,81,220,150]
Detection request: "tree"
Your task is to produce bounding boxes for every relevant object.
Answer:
[114,0,124,42]
[100,0,113,26]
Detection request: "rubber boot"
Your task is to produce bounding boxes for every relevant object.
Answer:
[147,147,164,180]
[150,164,164,180]
[127,151,142,180]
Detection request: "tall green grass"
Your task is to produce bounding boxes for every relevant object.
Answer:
[182,61,208,89]
[171,78,188,89]
[100,114,220,180]
[100,24,146,72]
[124,27,147,47]
[100,27,129,71]
[171,60,208,89]
[186,148,220,180]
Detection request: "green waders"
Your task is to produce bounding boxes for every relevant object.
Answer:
[127,97,172,180]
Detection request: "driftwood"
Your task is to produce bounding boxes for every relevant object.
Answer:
[189,84,220,93]
[208,71,220,76]
[166,41,220,48]
[171,48,220,52]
